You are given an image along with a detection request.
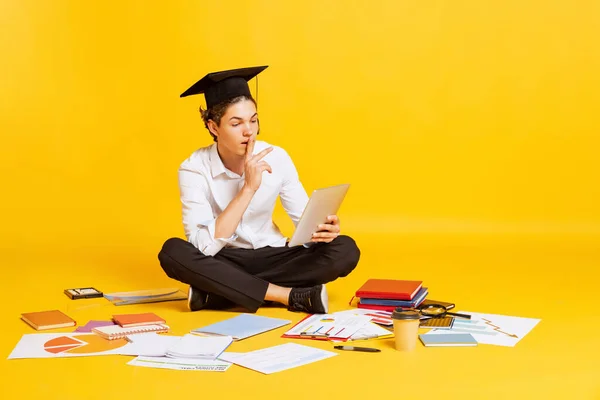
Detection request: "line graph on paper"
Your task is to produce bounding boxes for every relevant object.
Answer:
[426,312,541,347]
[440,319,516,337]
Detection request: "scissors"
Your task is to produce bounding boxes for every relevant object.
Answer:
[418,304,471,319]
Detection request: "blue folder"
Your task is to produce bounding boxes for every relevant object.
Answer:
[192,314,292,341]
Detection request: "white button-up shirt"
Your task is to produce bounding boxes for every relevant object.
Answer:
[178,140,309,256]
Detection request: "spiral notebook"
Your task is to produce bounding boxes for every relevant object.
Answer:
[92,324,169,340]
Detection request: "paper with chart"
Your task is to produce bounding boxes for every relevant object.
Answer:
[8,333,132,359]
[127,356,232,371]
[329,322,393,342]
[218,343,337,374]
[424,311,540,347]
[284,313,371,339]
[333,308,394,326]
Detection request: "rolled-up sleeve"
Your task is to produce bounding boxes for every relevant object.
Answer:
[179,166,237,256]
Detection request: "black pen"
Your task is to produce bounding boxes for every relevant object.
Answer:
[334,346,381,353]
[300,332,329,339]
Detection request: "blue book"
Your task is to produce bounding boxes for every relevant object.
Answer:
[419,333,478,347]
[192,314,292,341]
[359,287,428,307]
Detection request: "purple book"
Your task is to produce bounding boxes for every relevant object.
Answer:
[74,320,115,332]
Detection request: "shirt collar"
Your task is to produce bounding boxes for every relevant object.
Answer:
[209,144,227,178]
[209,144,242,179]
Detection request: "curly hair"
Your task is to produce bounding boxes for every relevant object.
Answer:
[199,95,257,142]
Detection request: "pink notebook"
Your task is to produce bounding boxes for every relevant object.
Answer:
[74,320,115,332]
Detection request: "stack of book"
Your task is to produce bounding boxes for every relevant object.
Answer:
[354,279,428,312]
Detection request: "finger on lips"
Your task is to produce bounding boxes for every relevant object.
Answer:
[245,139,255,159]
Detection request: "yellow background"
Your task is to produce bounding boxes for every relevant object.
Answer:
[1,1,599,399]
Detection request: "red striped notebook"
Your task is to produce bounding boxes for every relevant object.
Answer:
[355,279,423,301]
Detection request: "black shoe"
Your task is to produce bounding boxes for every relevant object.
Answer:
[188,286,209,312]
[187,286,235,311]
[287,285,329,314]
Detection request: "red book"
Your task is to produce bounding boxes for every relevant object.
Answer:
[355,279,423,301]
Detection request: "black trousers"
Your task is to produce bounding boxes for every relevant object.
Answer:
[158,235,360,312]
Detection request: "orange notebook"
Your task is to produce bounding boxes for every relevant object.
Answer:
[355,279,423,301]
[112,312,166,328]
[21,310,76,330]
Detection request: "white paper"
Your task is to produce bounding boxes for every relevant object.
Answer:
[8,333,133,359]
[424,311,541,347]
[218,351,244,360]
[218,343,337,374]
[285,314,371,339]
[127,356,232,371]
[119,333,183,357]
[166,334,233,359]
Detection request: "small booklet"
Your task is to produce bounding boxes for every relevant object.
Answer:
[192,314,291,341]
[419,333,477,347]
[21,310,76,330]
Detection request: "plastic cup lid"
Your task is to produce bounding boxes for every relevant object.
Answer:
[391,308,420,320]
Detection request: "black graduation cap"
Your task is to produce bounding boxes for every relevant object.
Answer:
[180,65,268,108]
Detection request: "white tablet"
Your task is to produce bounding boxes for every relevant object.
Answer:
[288,184,350,247]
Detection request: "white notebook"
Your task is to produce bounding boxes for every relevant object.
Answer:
[165,334,233,360]
[92,324,169,340]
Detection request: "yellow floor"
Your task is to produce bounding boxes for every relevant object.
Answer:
[1,232,599,400]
